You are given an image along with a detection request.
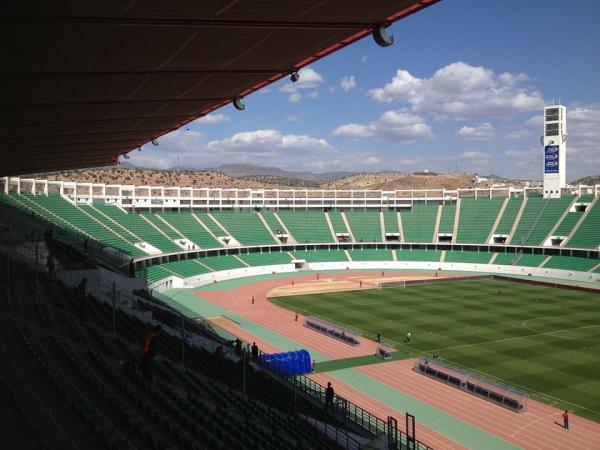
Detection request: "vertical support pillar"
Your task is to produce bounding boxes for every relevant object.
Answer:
[181,313,185,367]
[111,282,116,339]
[242,347,246,396]
[406,413,416,450]
[34,241,40,303]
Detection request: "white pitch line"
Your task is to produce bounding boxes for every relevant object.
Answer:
[428,323,600,352]
[510,412,562,437]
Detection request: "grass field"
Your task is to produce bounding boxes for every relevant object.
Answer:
[270,278,600,422]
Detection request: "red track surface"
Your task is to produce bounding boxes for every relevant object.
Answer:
[197,272,600,449]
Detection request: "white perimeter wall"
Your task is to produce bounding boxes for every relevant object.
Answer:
[148,262,600,293]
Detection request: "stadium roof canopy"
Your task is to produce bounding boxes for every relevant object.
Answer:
[1,0,440,176]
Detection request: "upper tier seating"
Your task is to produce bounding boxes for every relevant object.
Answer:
[495,197,524,235]
[3,194,599,261]
[438,203,456,234]
[261,212,286,236]
[327,211,349,235]
[16,194,143,256]
[211,212,276,246]
[158,212,221,249]
[187,213,225,239]
[519,196,574,245]
[400,204,438,242]
[567,200,600,248]
[455,197,505,243]
[277,211,334,243]
[93,204,181,252]
[554,210,584,237]
[345,212,382,242]
[383,211,400,235]
[142,213,182,240]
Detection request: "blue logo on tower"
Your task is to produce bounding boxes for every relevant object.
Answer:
[544,145,559,173]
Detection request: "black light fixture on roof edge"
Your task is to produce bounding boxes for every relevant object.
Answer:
[233,97,246,110]
[151,138,159,146]
[373,25,394,47]
[290,72,300,83]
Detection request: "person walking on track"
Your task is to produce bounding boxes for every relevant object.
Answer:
[562,410,569,429]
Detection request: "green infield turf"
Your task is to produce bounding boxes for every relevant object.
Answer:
[270,278,600,422]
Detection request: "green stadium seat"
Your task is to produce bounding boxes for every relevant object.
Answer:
[567,201,600,248]
[445,251,493,264]
[347,249,393,261]
[400,204,438,242]
[277,211,334,243]
[158,212,221,249]
[455,198,505,243]
[344,212,382,242]
[437,203,456,234]
[495,197,524,235]
[211,212,276,246]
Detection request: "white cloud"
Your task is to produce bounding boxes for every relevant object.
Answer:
[458,151,489,160]
[331,110,433,142]
[360,55,369,64]
[505,115,542,140]
[286,112,305,122]
[280,67,324,94]
[340,75,357,93]
[456,123,495,141]
[368,62,544,119]
[288,93,302,103]
[129,128,341,172]
[206,129,332,153]
[195,113,229,125]
[363,156,380,166]
[307,91,319,99]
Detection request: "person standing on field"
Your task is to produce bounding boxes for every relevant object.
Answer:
[406,331,411,343]
[562,410,569,429]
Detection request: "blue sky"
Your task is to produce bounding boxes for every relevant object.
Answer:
[128,0,600,181]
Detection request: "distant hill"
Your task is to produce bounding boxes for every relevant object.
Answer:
[32,167,527,191]
[573,175,600,185]
[237,175,321,188]
[209,164,353,183]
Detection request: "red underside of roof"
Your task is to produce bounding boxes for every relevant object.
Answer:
[0,0,441,176]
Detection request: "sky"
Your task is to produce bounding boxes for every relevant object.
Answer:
[127,0,600,181]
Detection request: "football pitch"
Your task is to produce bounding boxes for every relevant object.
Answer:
[270,278,600,422]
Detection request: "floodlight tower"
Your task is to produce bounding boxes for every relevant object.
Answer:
[541,104,567,198]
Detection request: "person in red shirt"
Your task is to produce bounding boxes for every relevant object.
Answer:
[562,410,569,429]
[140,325,161,382]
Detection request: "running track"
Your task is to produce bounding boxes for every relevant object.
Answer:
[195,272,600,450]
